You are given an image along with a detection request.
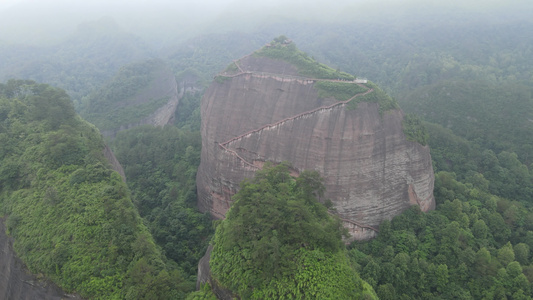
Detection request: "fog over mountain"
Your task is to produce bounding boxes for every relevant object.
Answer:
[1,0,533,299]
[1,0,530,46]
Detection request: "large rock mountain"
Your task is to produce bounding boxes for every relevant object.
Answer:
[196,39,435,240]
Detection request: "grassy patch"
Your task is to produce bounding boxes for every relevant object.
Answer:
[346,82,398,115]
[315,81,367,101]
[254,36,355,80]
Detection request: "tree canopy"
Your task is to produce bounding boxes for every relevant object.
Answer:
[0,80,192,299]
[209,163,377,299]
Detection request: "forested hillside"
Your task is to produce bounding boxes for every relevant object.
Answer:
[398,81,533,165]
[207,163,377,299]
[0,80,193,299]
[0,17,153,103]
[0,1,532,299]
[78,59,175,132]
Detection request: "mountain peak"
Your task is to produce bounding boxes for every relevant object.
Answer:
[197,39,435,241]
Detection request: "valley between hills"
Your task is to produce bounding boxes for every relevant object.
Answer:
[1,1,533,299]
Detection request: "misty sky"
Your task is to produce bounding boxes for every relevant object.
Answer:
[0,0,529,45]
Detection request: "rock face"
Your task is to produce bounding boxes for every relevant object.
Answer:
[103,144,126,181]
[196,245,235,300]
[196,54,434,240]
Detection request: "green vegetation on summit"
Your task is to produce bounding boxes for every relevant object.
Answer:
[209,163,377,299]
[254,36,355,80]
[346,82,399,115]
[0,80,191,299]
[314,81,367,101]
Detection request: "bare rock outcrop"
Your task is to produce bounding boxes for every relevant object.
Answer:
[196,54,434,240]
[103,144,126,181]
[196,245,235,300]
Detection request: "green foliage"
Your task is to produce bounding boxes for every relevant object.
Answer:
[314,81,367,101]
[402,113,429,145]
[185,283,217,300]
[213,75,231,84]
[426,122,533,206]
[351,170,533,299]
[255,37,355,80]
[209,163,376,299]
[398,80,533,165]
[111,124,211,277]
[0,17,153,103]
[223,62,239,74]
[79,59,171,131]
[345,82,399,114]
[173,92,202,131]
[0,81,190,299]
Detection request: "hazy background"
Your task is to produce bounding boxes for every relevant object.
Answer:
[1,0,530,46]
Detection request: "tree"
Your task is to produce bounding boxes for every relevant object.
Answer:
[209,163,376,299]
[513,243,530,265]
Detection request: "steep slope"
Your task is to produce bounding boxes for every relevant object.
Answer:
[0,80,191,299]
[197,38,435,240]
[202,164,378,299]
[0,220,83,300]
[79,59,182,137]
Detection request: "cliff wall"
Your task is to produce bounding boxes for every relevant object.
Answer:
[103,144,126,181]
[197,58,434,240]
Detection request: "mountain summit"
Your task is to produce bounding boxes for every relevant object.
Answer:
[196,37,435,240]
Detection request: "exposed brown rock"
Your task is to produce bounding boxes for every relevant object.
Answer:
[103,144,126,181]
[196,56,434,240]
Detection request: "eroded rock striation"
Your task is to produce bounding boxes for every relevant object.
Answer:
[196,42,434,240]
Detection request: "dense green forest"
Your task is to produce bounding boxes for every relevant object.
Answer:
[351,170,533,299]
[107,85,209,281]
[111,124,211,278]
[0,80,194,299]
[398,80,533,165]
[210,163,377,299]
[349,111,533,298]
[1,2,532,299]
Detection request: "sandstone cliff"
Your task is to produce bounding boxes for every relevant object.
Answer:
[196,42,434,240]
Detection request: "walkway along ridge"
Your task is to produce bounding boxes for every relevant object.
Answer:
[214,67,378,233]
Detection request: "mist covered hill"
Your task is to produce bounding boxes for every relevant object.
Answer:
[1,0,532,299]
